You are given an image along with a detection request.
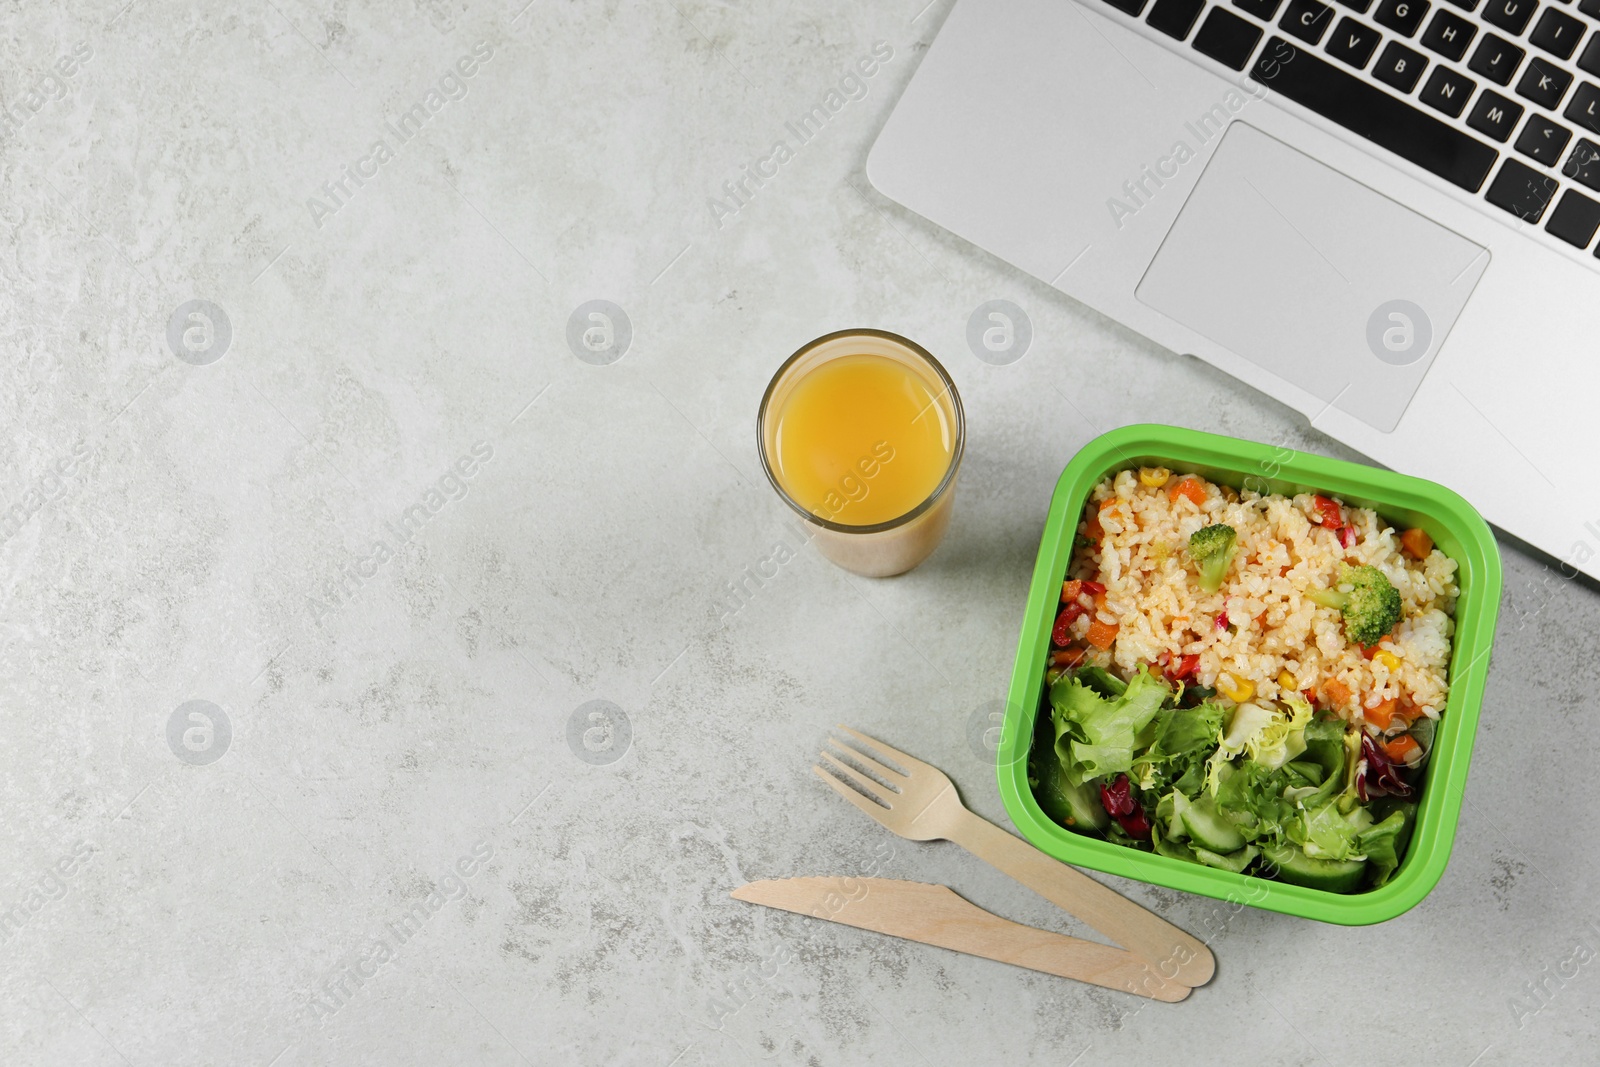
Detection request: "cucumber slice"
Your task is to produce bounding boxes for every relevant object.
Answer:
[1151,823,1200,864]
[1033,753,1110,833]
[1192,843,1260,874]
[1163,790,1191,840]
[1262,842,1368,893]
[1181,792,1247,853]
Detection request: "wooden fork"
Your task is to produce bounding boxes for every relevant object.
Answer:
[816,724,1215,988]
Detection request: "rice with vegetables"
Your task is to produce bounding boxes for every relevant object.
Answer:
[1062,467,1457,730]
[1029,466,1460,893]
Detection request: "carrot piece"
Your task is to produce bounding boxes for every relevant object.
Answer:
[1062,579,1082,602]
[1085,619,1119,650]
[1168,477,1207,507]
[1383,734,1421,763]
[1324,679,1352,707]
[1050,647,1089,669]
[1365,697,1398,730]
[1400,527,1434,560]
[1084,515,1103,542]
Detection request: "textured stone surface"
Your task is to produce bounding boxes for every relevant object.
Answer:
[2,2,1597,1064]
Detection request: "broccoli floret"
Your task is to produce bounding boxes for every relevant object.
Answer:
[1187,524,1237,594]
[1307,564,1402,645]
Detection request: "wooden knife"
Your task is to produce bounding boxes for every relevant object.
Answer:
[731,877,1190,1002]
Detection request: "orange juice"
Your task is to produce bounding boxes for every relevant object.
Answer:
[767,354,955,526]
[759,330,965,578]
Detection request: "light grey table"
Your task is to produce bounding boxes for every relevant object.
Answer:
[3,2,1596,1064]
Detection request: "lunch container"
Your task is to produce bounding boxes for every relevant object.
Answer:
[997,424,1502,925]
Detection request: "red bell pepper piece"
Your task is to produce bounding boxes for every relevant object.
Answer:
[1312,495,1343,530]
[1052,603,1087,646]
[1166,653,1200,681]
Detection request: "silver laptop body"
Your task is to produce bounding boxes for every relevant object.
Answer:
[869,0,1600,580]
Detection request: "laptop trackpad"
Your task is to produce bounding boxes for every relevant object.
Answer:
[1135,122,1489,433]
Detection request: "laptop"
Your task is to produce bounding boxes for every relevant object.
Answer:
[867,0,1600,581]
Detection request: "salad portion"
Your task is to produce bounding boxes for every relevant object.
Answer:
[1029,664,1422,892]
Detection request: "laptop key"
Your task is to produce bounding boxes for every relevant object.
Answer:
[1544,188,1600,246]
[1327,15,1384,64]
[1568,82,1600,133]
[1375,0,1432,34]
[1250,38,1499,190]
[1481,0,1539,34]
[1485,158,1559,220]
[1529,8,1585,58]
[1334,0,1375,10]
[1515,56,1574,107]
[1195,7,1267,67]
[1149,0,1209,37]
[1579,0,1600,15]
[1422,9,1478,59]
[1468,33,1526,83]
[1375,40,1431,89]
[1468,89,1526,140]
[1234,0,1285,18]
[1565,137,1600,189]
[1421,64,1480,115]
[1442,0,1480,9]
[1516,113,1574,163]
[1280,0,1337,41]
[1582,34,1600,79]
[1101,0,1152,15]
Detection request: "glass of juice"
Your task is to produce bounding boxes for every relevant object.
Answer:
[757,329,965,578]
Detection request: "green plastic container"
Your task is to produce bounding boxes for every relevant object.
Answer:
[997,425,1502,925]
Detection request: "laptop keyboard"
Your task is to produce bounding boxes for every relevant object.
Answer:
[1095,0,1600,261]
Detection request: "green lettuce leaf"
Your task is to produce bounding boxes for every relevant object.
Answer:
[1213,760,1294,841]
[1204,701,1278,794]
[1283,760,1325,786]
[1336,726,1364,813]
[1133,701,1226,796]
[1051,667,1171,787]
[1246,693,1314,770]
[1300,718,1349,782]
[1030,731,1110,833]
[1294,799,1376,861]
[1357,806,1413,887]
[1073,665,1128,699]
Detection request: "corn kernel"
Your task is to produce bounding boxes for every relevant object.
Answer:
[1277,669,1297,691]
[1217,672,1255,703]
[1139,466,1170,488]
[1374,650,1400,671]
